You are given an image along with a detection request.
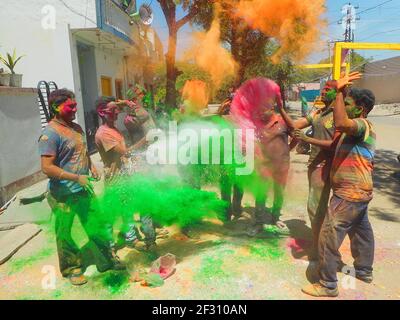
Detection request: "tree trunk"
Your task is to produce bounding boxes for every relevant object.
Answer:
[165,26,178,110]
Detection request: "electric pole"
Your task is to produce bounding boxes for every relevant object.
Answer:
[338,3,360,64]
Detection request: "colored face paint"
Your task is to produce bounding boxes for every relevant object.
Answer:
[345,97,362,118]
[57,99,77,122]
[325,89,337,103]
[321,86,335,106]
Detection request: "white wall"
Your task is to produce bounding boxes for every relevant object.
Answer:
[0,88,42,188]
[0,0,97,88]
[0,0,98,129]
[94,46,126,96]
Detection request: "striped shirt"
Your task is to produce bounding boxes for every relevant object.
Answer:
[331,118,376,202]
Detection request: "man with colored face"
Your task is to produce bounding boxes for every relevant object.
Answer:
[278,82,337,260]
[95,97,156,251]
[39,89,124,286]
[302,72,376,297]
[124,85,156,148]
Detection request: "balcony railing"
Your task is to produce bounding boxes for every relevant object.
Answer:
[96,0,137,44]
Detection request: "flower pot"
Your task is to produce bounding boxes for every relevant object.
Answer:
[10,74,22,87]
[0,73,10,86]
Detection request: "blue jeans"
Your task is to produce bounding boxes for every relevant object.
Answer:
[319,195,375,289]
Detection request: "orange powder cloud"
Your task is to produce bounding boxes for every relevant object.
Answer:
[181,79,209,113]
[185,4,237,91]
[234,0,326,62]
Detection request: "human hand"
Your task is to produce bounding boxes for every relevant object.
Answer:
[293,129,308,142]
[276,97,284,110]
[77,175,96,195]
[90,165,101,181]
[335,72,362,90]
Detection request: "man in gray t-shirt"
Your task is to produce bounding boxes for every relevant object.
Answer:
[278,83,336,260]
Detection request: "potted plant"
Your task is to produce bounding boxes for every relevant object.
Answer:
[0,49,24,87]
[0,67,10,86]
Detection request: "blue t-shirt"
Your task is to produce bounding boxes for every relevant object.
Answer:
[38,119,90,196]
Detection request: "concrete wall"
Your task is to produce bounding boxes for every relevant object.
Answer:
[0,88,44,206]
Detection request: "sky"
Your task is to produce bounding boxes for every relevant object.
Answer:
[138,0,400,63]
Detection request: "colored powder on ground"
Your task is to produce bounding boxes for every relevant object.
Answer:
[52,290,63,299]
[7,247,55,275]
[286,238,312,253]
[143,273,165,287]
[194,249,235,282]
[248,239,284,260]
[102,271,130,295]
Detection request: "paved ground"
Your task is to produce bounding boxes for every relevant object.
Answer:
[0,103,399,300]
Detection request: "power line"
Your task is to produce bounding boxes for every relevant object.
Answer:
[357,0,394,16]
[358,27,400,41]
[57,0,96,25]
[329,0,394,25]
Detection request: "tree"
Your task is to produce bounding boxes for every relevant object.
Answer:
[193,0,269,88]
[153,60,212,107]
[157,0,210,110]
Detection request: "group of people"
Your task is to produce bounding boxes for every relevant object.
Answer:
[38,72,377,297]
[38,85,157,285]
[284,73,376,297]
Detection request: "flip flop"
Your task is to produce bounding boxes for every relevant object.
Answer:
[274,220,290,235]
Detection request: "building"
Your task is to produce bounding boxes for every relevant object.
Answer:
[290,82,321,101]
[0,0,163,150]
[0,0,163,207]
[354,56,400,104]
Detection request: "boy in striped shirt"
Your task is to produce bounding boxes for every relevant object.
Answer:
[302,73,376,297]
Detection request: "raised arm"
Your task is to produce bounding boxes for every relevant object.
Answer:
[332,72,362,136]
[293,129,341,150]
[277,98,312,130]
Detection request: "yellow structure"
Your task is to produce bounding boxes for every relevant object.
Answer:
[332,42,400,80]
[299,62,351,77]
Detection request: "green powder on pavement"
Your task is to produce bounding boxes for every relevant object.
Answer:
[102,272,130,295]
[249,239,284,260]
[194,249,235,282]
[8,247,55,275]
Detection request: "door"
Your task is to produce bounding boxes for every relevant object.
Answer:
[101,76,113,96]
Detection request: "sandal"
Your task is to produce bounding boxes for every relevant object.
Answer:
[274,219,290,235]
[156,228,169,236]
[68,270,88,286]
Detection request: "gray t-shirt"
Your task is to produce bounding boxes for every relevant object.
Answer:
[38,119,89,196]
[307,107,335,167]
